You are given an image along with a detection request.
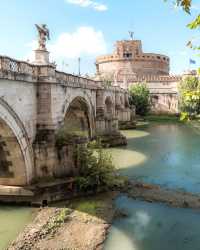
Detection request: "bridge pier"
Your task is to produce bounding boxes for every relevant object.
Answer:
[0,53,134,193]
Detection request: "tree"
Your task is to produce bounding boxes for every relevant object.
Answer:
[178,76,200,119]
[129,83,150,116]
[169,0,192,13]
[166,1,200,50]
[74,140,117,192]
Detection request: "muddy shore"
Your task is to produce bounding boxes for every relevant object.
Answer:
[8,181,200,250]
[126,180,200,210]
[7,192,117,250]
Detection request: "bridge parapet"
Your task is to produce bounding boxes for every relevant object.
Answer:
[0,56,38,81]
[55,70,100,89]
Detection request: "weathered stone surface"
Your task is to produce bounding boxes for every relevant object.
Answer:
[0,55,134,191]
[95,38,182,114]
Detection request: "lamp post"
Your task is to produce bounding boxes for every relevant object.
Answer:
[78,57,81,76]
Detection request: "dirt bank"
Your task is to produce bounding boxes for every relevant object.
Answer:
[7,192,117,250]
[8,181,200,250]
[125,180,200,210]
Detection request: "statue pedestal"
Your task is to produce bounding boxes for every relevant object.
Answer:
[33,49,50,65]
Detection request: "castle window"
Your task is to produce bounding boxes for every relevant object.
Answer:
[157,56,161,59]
[123,53,132,58]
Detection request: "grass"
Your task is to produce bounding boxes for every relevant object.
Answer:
[145,114,180,123]
[41,208,72,237]
[70,198,106,216]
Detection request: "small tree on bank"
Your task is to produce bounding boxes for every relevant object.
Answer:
[129,83,150,116]
[179,76,200,120]
[74,140,118,192]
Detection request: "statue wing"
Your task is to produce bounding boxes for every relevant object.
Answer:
[46,29,50,40]
[35,24,43,33]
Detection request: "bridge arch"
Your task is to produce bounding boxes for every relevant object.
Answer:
[0,98,34,186]
[63,95,95,138]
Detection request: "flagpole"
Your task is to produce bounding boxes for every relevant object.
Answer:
[189,58,191,71]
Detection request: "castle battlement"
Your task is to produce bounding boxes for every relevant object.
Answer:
[96,38,170,82]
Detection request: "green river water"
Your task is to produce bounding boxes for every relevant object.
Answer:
[0,206,33,250]
[2,122,200,249]
[105,122,200,250]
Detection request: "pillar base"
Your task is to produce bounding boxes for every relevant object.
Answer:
[33,49,50,65]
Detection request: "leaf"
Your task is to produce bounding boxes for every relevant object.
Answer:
[187,15,200,29]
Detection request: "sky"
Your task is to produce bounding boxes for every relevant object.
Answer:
[1,0,200,75]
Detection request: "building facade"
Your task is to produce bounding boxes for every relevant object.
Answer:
[96,38,182,114]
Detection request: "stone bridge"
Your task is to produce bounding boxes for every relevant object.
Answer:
[0,55,133,188]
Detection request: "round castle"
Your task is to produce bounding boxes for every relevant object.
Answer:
[96,39,170,83]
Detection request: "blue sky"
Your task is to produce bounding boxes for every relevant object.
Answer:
[0,0,200,75]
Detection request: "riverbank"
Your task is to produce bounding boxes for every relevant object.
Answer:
[8,180,200,250]
[125,180,200,210]
[8,121,200,249]
[8,192,117,250]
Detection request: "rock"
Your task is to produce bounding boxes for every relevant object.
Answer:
[183,200,189,207]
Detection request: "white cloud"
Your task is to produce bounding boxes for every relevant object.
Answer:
[66,0,108,11]
[26,26,106,64]
[49,26,106,59]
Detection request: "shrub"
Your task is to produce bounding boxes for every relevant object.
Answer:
[129,83,150,116]
[179,76,200,118]
[74,140,117,192]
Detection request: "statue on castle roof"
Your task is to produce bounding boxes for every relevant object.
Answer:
[35,24,50,51]
[128,31,134,40]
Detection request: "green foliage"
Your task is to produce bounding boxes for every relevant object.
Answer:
[175,0,192,13]
[164,0,192,13]
[71,200,105,216]
[180,112,190,121]
[44,208,72,235]
[146,114,180,122]
[179,76,200,118]
[188,14,200,29]
[129,83,150,116]
[74,140,117,192]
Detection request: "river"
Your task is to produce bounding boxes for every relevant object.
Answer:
[110,122,200,193]
[2,122,200,250]
[105,122,200,250]
[0,205,33,250]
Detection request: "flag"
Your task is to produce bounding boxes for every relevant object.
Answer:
[190,59,196,64]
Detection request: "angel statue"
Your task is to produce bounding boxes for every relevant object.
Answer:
[128,31,134,40]
[35,24,50,50]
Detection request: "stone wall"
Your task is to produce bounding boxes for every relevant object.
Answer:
[0,55,133,187]
[0,79,37,142]
[96,39,170,82]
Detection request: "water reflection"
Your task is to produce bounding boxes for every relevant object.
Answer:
[108,123,200,193]
[105,196,200,250]
[107,149,147,169]
[0,206,33,250]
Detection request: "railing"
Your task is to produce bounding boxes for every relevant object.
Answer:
[55,70,100,89]
[0,56,37,77]
[133,75,182,83]
[0,56,130,94]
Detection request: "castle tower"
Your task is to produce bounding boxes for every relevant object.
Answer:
[96,38,170,84]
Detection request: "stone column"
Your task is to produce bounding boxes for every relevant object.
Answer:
[33,49,50,65]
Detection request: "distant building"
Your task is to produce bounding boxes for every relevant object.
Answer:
[96,39,170,84]
[95,38,183,114]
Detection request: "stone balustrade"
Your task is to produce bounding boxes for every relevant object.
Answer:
[0,56,37,76]
[0,56,102,89]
